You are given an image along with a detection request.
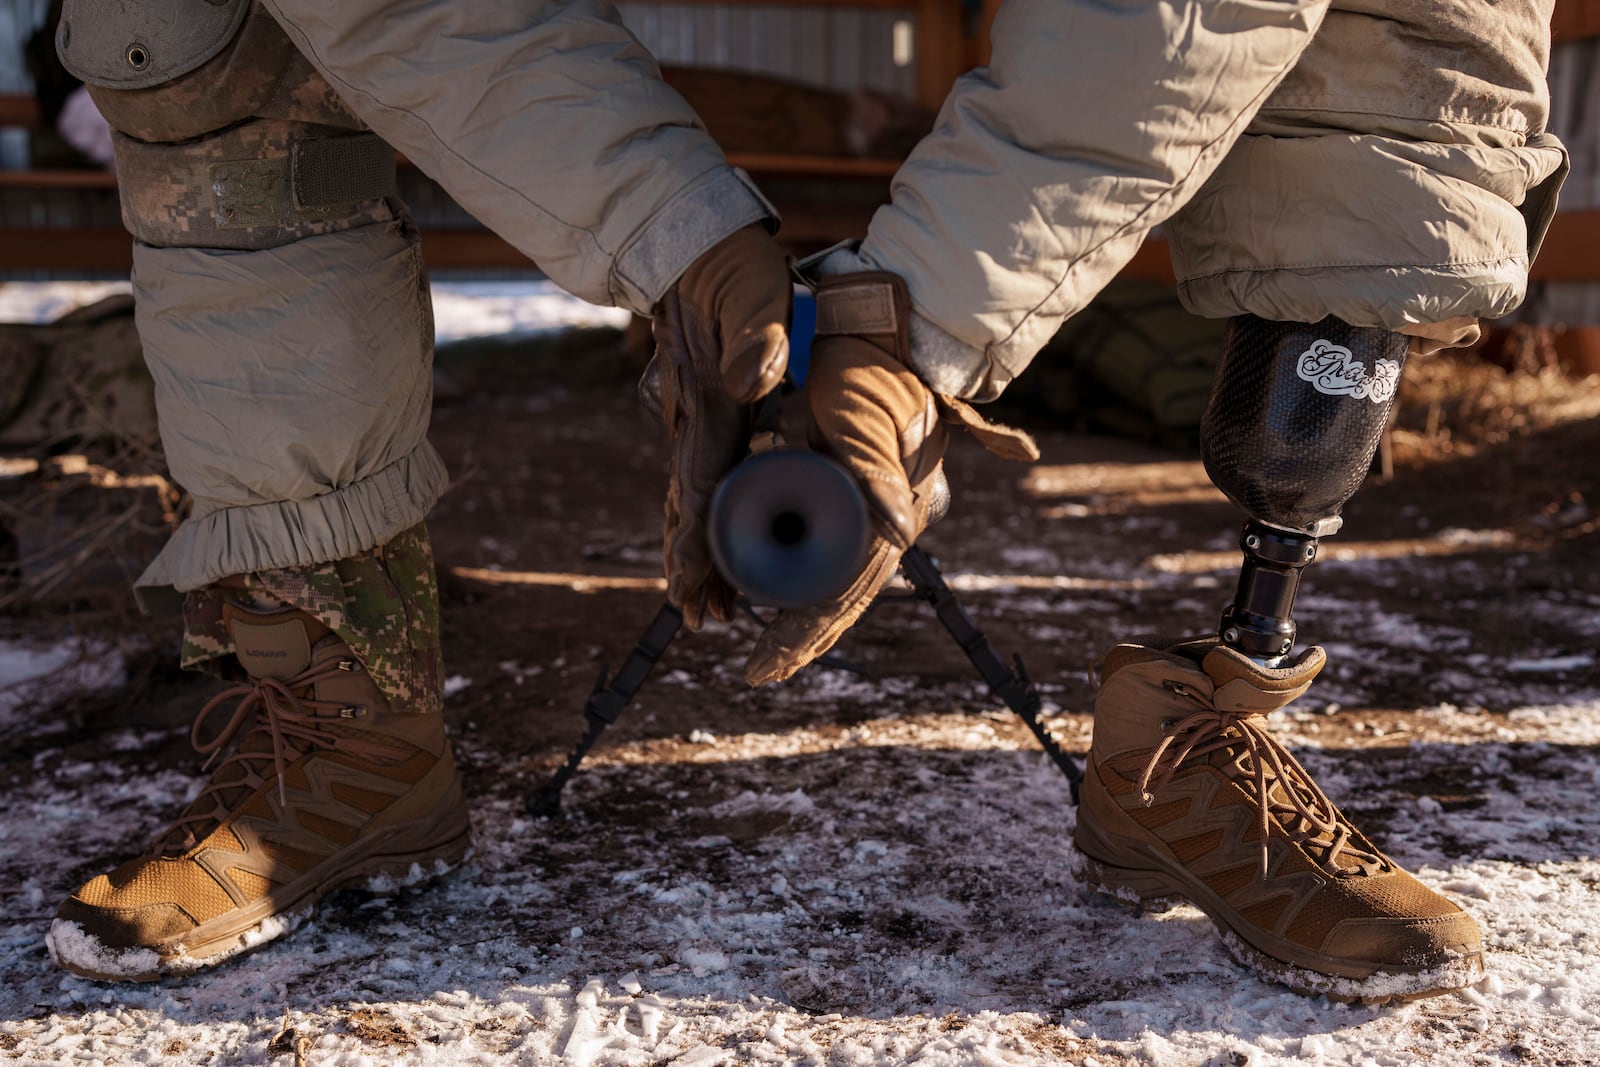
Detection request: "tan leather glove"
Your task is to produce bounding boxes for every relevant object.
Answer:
[745,272,1038,685]
[654,224,792,628]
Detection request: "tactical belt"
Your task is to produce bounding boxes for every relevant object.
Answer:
[115,126,397,250]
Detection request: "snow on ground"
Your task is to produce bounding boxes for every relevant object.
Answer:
[0,281,131,324]
[0,279,628,344]
[0,639,125,737]
[429,283,631,344]
[3,281,1597,1062]
[3,617,1599,1065]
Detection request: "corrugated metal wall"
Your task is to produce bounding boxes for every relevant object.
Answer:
[614,3,917,96]
[0,0,54,167]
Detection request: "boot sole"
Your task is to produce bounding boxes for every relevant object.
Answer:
[49,799,472,983]
[1072,824,1484,1004]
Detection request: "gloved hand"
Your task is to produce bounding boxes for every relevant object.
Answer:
[745,272,1038,686]
[653,224,792,628]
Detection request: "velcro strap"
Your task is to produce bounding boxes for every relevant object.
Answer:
[814,279,900,336]
[113,123,396,250]
[291,135,397,211]
[210,134,393,227]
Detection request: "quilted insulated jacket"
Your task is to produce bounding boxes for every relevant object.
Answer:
[835,0,1568,400]
[56,0,774,604]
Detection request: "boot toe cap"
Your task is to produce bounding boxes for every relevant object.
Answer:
[1322,908,1484,977]
[56,894,200,950]
[47,902,191,981]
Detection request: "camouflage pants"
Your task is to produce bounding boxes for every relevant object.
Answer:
[180,522,443,716]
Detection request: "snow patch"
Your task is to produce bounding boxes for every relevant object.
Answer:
[1505,653,1596,674]
[45,920,161,981]
[678,947,730,977]
[366,858,456,895]
[709,789,815,820]
[431,281,630,343]
[0,639,127,733]
[0,281,132,324]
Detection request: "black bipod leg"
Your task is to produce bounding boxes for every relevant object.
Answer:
[899,545,1084,803]
[528,602,683,817]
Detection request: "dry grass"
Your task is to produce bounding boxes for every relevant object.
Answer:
[0,437,182,638]
[1393,332,1600,461]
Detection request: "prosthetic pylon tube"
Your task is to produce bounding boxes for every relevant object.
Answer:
[1201,315,1409,662]
[1219,520,1318,662]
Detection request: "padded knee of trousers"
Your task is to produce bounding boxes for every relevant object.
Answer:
[63,4,394,252]
[63,2,306,142]
[1200,315,1407,532]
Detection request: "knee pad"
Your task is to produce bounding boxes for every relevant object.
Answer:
[59,1,396,251]
[1200,315,1407,533]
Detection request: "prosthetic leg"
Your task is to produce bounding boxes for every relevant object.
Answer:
[1073,316,1484,1002]
[1203,315,1405,664]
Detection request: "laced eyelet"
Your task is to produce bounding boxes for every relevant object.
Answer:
[338,659,361,672]
[339,705,367,719]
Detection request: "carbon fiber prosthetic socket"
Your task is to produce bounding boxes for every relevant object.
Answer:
[1201,316,1409,662]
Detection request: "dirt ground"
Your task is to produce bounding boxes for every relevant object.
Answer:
[4,332,1600,1064]
[426,338,1600,767]
[10,332,1600,866]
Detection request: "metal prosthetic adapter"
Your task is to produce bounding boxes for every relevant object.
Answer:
[1201,315,1408,666]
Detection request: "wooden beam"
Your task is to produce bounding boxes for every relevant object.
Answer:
[0,93,40,128]
[913,0,967,111]
[415,230,533,270]
[725,152,898,178]
[0,228,132,272]
[0,168,117,189]
[1117,238,1177,283]
[1552,0,1600,43]
[1530,209,1600,281]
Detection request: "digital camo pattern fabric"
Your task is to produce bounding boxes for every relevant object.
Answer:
[110,121,396,251]
[89,3,392,251]
[181,523,443,716]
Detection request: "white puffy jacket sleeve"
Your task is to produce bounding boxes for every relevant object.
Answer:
[834,0,1564,401]
[260,0,774,314]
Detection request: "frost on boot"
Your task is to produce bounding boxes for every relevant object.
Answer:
[1073,638,1482,1003]
[48,602,469,982]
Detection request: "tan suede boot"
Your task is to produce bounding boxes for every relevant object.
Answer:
[48,602,469,981]
[1074,638,1482,1002]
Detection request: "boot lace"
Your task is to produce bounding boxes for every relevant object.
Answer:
[1135,681,1386,879]
[163,657,397,854]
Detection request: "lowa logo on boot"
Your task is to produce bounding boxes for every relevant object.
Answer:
[1295,339,1400,404]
